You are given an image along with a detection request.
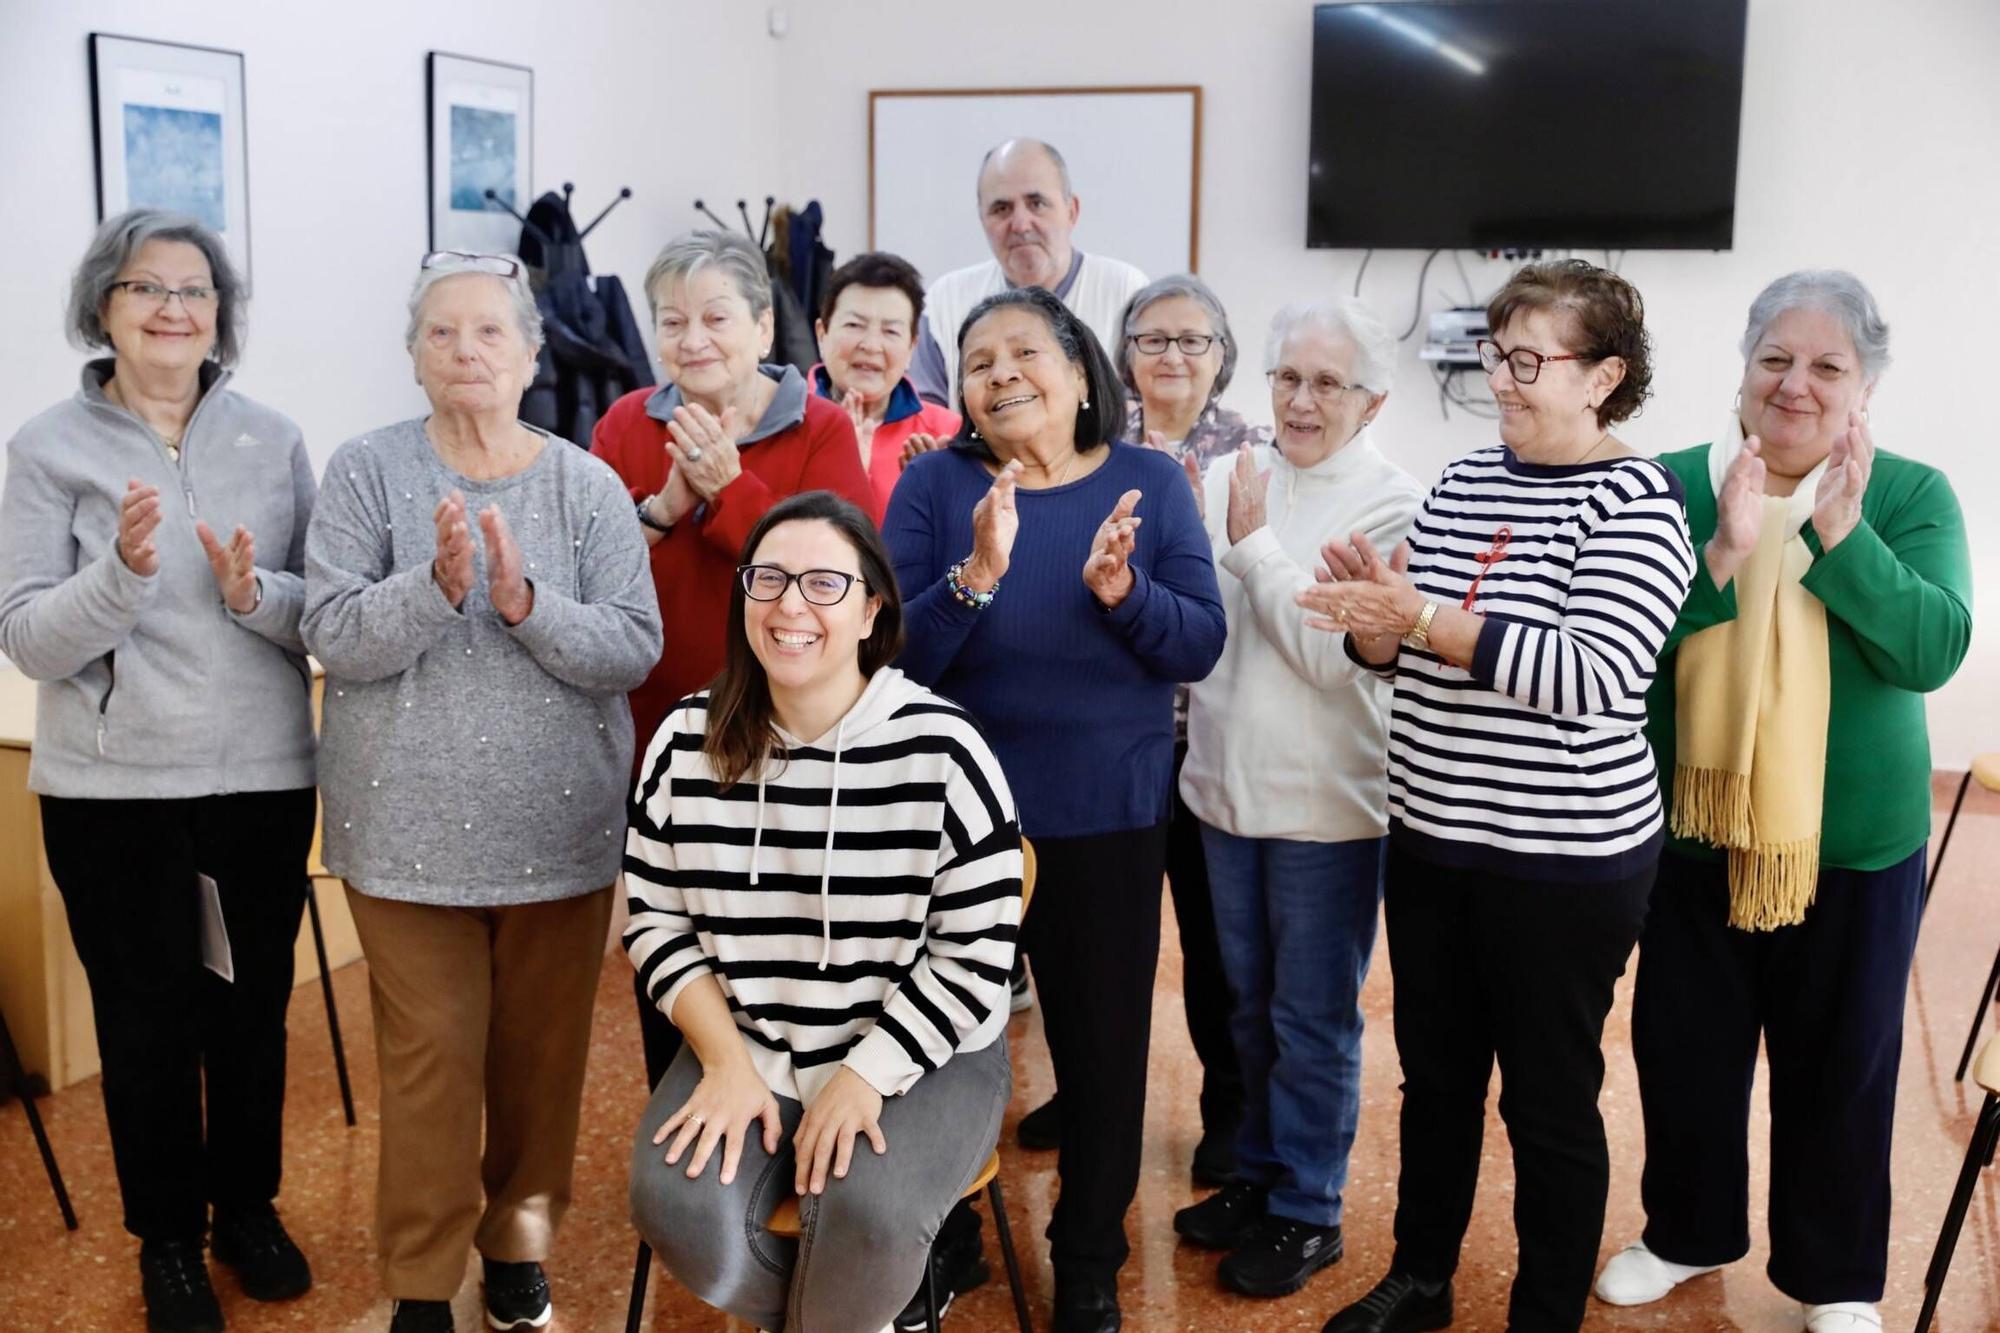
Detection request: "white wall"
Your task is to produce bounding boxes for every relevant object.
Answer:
[0,0,785,477]
[772,0,2000,766]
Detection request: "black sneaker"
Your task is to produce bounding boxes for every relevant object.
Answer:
[1321,1270,1454,1333]
[389,1299,455,1332]
[1173,1181,1268,1250]
[139,1239,224,1333]
[480,1258,551,1330]
[891,1233,991,1329]
[1218,1215,1342,1298]
[212,1202,313,1301]
[1052,1273,1121,1333]
[1016,1095,1061,1151]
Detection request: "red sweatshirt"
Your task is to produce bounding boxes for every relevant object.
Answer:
[590,370,879,766]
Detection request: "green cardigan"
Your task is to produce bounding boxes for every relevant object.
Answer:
[1645,444,1972,871]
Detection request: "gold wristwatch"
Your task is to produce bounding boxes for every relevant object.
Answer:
[1402,600,1439,651]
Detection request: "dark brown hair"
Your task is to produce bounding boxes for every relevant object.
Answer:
[703,492,906,789]
[819,250,927,327]
[1486,258,1653,429]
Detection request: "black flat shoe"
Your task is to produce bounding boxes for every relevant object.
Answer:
[1052,1278,1121,1333]
[1218,1216,1342,1298]
[139,1238,224,1333]
[1322,1270,1453,1333]
[389,1299,454,1332]
[212,1202,312,1301]
[481,1258,551,1330]
[1173,1181,1268,1250]
[1016,1095,1061,1151]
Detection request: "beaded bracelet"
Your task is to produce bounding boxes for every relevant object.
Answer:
[946,557,999,610]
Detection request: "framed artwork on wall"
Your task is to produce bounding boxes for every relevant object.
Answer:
[88,33,251,280]
[426,52,533,255]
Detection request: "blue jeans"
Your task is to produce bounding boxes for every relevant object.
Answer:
[1201,825,1385,1227]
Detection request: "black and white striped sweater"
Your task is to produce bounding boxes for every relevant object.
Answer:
[1382,446,1695,880]
[624,667,1022,1105]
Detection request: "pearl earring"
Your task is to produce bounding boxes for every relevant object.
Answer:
[1082,398,1091,409]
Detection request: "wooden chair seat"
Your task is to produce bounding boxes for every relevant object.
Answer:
[1972,753,2000,793]
[1975,1035,2000,1097]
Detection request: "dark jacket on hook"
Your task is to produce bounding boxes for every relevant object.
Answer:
[518,191,655,446]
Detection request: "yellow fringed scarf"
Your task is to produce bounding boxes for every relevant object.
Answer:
[1671,420,1831,931]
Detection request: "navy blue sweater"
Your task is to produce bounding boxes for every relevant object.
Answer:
[884,442,1225,839]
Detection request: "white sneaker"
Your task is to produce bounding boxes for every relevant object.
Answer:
[1592,1241,1723,1306]
[1804,1302,1882,1331]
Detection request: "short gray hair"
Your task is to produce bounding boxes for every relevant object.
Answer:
[1740,269,1891,381]
[644,230,772,322]
[68,209,246,367]
[1115,275,1239,401]
[403,257,543,354]
[1265,297,1397,394]
[976,138,1074,201]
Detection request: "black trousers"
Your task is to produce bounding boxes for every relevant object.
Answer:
[1166,743,1243,1142]
[1384,839,1654,1333]
[40,788,316,1242]
[1021,821,1169,1285]
[1633,846,1924,1304]
[635,960,685,1090]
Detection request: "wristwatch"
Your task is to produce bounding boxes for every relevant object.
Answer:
[1402,600,1439,651]
[635,494,673,534]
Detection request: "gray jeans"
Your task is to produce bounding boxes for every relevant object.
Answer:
[630,1038,1011,1333]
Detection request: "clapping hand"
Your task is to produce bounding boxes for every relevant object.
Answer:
[478,504,533,625]
[116,480,163,576]
[1705,435,1767,588]
[900,431,944,471]
[431,490,475,608]
[840,387,877,460]
[1812,410,1873,552]
[1224,443,1270,546]
[1297,532,1419,649]
[1083,489,1144,609]
[195,520,259,613]
[666,403,744,500]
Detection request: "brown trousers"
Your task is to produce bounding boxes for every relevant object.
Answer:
[345,884,614,1299]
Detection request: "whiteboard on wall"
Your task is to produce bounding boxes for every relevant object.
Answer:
[869,87,1201,294]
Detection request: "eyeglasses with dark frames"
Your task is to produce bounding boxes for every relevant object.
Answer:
[1476,339,1589,385]
[738,564,868,605]
[108,280,218,309]
[420,250,523,279]
[1129,332,1219,356]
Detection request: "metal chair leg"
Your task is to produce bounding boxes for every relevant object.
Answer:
[1912,1092,2000,1332]
[1955,942,2000,1083]
[1924,771,1973,913]
[305,881,356,1126]
[625,1238,652,1333]
[0,1005,77,1230]
[987,1175,1033,1333]
[925,1235,943,1333]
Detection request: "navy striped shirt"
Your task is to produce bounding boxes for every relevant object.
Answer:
[1382,446,1695,881]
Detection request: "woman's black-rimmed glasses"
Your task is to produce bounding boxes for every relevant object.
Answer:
[1476,338,1588,385]
[738,565,867,605]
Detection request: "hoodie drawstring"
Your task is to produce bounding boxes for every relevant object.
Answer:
[818,716,847,971]
[749,771,767,885]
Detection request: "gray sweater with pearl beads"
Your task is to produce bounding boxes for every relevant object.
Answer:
[302,419,662,906]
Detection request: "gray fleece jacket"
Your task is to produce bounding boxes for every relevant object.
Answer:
[0,361,317,798]
[302,419,662,906]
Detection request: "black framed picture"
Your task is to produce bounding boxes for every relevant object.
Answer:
[426,51,534,254]
[88,33,251,279]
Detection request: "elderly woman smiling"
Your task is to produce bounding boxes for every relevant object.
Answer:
[302,251,661,1333]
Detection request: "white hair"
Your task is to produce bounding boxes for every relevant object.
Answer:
[404,259,543,354]
[1264,297,1396,394]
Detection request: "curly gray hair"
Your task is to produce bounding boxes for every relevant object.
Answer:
[67,209,246,366]
[1740,269,1891,380]
[1115,275,1239,403]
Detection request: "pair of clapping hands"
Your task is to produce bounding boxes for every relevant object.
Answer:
[115,478,266,614]
[1706,411,1873,585]
[430,491,534,625]
[963,459,1144,609]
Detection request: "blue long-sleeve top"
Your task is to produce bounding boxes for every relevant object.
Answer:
[884,441,1226,839]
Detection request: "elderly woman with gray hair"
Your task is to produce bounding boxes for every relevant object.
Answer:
[1169,297,1423,1300]
[0,207,316,1333]
[1592,271,1970,1333]
[302,250,661,1333]
[590,228,874,1088]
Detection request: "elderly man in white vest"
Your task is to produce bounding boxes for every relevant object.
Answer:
[908,138,1148,408]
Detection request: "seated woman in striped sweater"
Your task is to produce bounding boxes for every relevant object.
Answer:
[1298,260,1697,1333]
[624,490,1023,1333]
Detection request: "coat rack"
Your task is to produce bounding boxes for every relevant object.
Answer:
[693,195,776,243]
[482,182,634,250]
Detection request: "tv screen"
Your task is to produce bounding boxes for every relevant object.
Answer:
[1308,0,1749,250]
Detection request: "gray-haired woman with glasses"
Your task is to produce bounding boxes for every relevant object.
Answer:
[301,249,661,1333]
[0,208,318,1333]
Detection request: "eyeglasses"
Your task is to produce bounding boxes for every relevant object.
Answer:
[738,565,867,605]
[420,250,523,278]
[108,280,218,310]
[1267,368,1365,401]
[1476,339,1589,385]
[1129,332,1218,356]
